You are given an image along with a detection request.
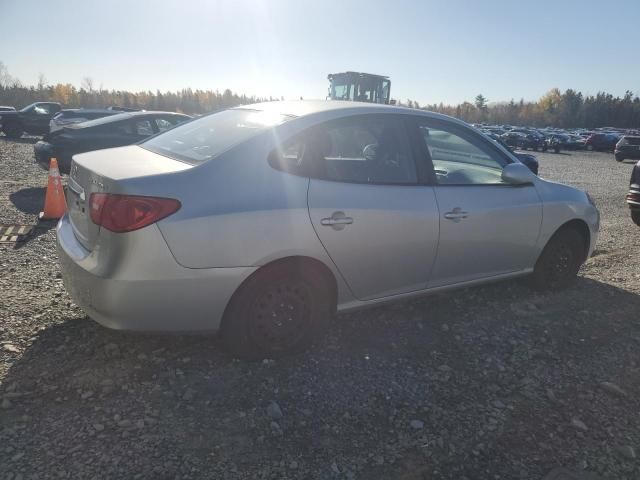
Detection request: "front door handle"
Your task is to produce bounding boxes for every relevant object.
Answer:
[444,207,468,222]
[320,211,353,230]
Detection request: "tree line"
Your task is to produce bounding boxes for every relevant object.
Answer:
[0,63,269,115]
[1,63,639,127]
[402,88,640,129]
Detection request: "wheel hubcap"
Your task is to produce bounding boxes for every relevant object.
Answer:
[249,283,311,352]
[548,244,574,284]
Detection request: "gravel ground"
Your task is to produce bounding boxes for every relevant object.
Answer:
[1,137,639,480]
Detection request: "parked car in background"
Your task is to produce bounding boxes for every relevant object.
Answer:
[0,106,16,112]
[566,134,586,150]
[585,133,619,152]
[501,132,546,152]
[484,132,539,174]
[0,101,62,138]
[626,161,640,226]
[50,108,120,133]
[545,134,566,153]
[35,111,190,172]
[56,101,599,358]
[614,136,640,162]
[106,106,140,112]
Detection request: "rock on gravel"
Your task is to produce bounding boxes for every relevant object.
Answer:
[266,401,283,419]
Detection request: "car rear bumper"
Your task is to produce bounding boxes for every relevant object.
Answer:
[56,214,256,332]
[615,148,640,159]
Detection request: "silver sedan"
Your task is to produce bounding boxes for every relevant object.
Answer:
[57,101,600,358]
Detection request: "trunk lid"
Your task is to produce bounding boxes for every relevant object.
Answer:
[66,145,192,251]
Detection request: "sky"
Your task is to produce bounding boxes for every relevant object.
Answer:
[1,0,639,105]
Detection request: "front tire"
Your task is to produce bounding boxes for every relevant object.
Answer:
[529,228,585,290]
[221,261,334,359]
[2,124,23,139]
[631,210,640,227]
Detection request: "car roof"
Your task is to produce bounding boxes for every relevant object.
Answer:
[59,108,118,114]
[67,111,191,129]
[234,100,468,126]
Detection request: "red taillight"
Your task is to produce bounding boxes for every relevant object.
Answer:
[89,193,181,233]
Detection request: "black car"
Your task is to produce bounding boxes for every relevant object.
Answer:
[34,111,191,172]
[626,161,640,226]
[0,102,62,138]
[501,131,546,152]
[485,133,539,174]
[615,136,640,162]
[50,108,120,133]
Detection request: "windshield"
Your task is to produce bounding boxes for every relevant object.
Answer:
[142,109,292,164]
[19,102,38,112]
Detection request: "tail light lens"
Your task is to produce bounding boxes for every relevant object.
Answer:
[90,193,181,233]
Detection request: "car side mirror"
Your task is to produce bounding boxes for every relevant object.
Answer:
[502,162,536,185]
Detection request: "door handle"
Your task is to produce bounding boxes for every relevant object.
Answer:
[321,217,354,226]
[320,211,353,230]
[444,207,468,221]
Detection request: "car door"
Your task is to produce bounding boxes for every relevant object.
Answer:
[414,118,543,288]
[301,114,440,301]
[22,104,55,133]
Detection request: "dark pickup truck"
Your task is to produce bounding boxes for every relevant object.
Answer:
[0,102,62,138]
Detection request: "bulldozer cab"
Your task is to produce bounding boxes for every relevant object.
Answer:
[328,72,391,104]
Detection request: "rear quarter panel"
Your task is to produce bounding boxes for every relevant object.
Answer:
[154,133,349,294]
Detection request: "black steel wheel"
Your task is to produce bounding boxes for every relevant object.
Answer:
[529,228,584,290]
[221,261,335,359]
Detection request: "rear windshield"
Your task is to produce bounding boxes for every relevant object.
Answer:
[141,109,293,165]
[71,112,132,128]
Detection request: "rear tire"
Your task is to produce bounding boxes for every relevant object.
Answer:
[529,228,585,291]
[2,124,23,139]
[615,154,624,162]
[554,146,561,153]
[220,261,335,359]
[631,210,640,227]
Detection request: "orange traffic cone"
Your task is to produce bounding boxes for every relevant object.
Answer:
[39,158,67,220]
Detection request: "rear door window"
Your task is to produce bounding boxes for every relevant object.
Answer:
[270,115,418,185]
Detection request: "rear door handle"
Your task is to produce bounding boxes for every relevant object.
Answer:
[320,211,353,230]
[444,207,468,221]
[321,218,354,226]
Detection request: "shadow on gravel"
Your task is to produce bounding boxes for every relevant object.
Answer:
[2,277,640,478]
[0,136,38,145]
[9,187,45,215]
[7,187,56,248]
